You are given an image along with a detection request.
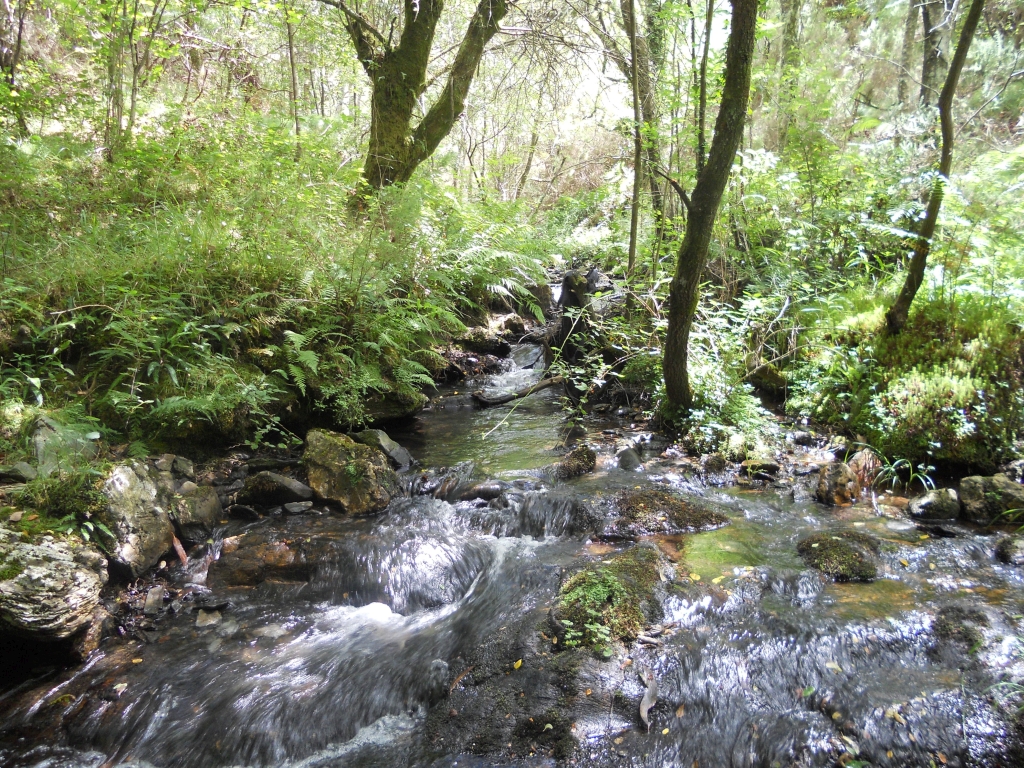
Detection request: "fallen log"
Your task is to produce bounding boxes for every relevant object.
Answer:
[471,375,564,407]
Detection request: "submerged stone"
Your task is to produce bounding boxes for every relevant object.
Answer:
[797,531,878,582]
[607,489,729,539]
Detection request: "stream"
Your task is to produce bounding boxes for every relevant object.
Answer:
[1,346,1023,767]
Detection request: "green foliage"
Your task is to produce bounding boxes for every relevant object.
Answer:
[0,123,550,448]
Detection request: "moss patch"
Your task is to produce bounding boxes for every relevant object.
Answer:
[797,531,878,582]
[609,489,730,538]
[552,444,596,480]
[555,545,662,651]
[513,707,576,760]
[934,606,989,651]
[0,557,24,581]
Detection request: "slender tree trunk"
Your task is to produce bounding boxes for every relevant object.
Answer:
[514,128,539,201]
[285,9,302,160]
[897,0,917,106]
[920,0,954,106]
[776,0,800,150]
[886,0,985,334]
[663,0,758,411]
[696,0,713,175]
[627,0,642,276]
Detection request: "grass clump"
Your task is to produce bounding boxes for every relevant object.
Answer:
[609,489,729,538]
[796,531,879,582]
[556,545,662,652]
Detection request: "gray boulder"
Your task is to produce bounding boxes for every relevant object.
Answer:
[100,462,175,578]
[171,485,223,545]
[959,473,1024,525]
[996,536,1024,567]
[236,471,314,507]
[0,528,107,641]
[0,462,36,483]
[616,447,643,472]
[351,429,413,470]
[32,415,99,477]
[816,462,861,506]
[908,488,960,520]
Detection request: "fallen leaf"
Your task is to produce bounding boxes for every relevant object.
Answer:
[929,563,936,571]
[938,753,947,764]
[26,514,38,521]
[689,572,701,581]
[662,728,669,735]
[712,576,725,584]
[513,659,522,670]
[900,558,910,567]
[825,661,842,674]
[132,658,143,664]
[675,704,685,718]
[614,737,624,745]
[832,712,842,720]
[802,685,815,697]
[585,688,592,696]
[543,723,553,731]
[552,636,558,644]
[919,535,929,540]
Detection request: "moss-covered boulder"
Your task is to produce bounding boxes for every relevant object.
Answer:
[362,391,429,426]
[797,531,879,582]
[606,489,729,539]
[933,605,989,651]
[553,545,663,651]
[959,473,1024,525]
[170,485,222,546]
[303,429,400,514]
[996,536,1024,567]
[552,444,596,480]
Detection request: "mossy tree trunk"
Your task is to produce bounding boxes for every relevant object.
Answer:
[318,0,508,190]
[662,0,758,412]
[885,0,985,335]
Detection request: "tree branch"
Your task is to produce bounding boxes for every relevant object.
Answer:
[315,0,388,67]
[653,167,691,211]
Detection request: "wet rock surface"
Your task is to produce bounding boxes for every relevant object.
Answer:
[551,444,596,479]
[605,490,729,539]
[3,352,1024,768]
[909,487,961,520]
[797,531,879,581]
[959,472,1024,524]
[815,461,861,506]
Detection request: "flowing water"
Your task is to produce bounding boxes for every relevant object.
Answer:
[1,348,1023,767]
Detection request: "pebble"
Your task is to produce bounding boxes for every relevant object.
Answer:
[196,609,222,628]
[284,501,314,515]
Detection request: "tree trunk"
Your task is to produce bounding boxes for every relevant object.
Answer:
[920,0,954,106]
[776,0,800,150]
[285,9,302,160]
[695,0,713,175]
[897,0,917,106]
[663,0,759,412]
[320,0,507,191]
[627,0,642,276]
[886,0,985,334]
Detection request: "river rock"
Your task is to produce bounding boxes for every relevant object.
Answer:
[606,490,729,539]
[908,488,960,520]
[458,481,508,501]
[701,453,728,473]
[996,536,1024,567]
[847,448,882,487]
[171,485,222,545]
[522,282,554,319]
[959,473,1024,525]
[616,447,642,472]
[100,462,175,579]
[740,459,780,477]
[283,501,314,515]
[143,585,165,615]
[0,527,107,641]
[362,391,429,425]
[236,471,313,507]
[350,429,413,469]
[303,429,399,514]
[791,430,815,446]
[0,462,37,483]
[457,327,512,357]
[815,462,861,506]
[999,459,1024,483]
[552,445,596,479]
[797,531,878,582]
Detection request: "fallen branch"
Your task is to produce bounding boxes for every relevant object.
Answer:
[471,375,564,407]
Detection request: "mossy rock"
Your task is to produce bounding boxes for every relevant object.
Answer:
[552,445,596,480]
[996,536,1024,567]
[362,391,428,426]
[303,429,399,514]
[933,605,989,651]
[554,545,663,651]
[797,531,879,582]
[607,489,729,539]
